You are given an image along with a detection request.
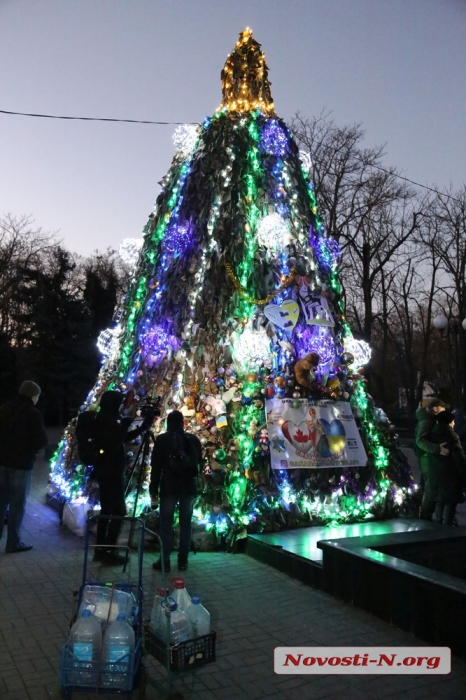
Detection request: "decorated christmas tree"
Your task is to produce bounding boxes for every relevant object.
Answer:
[49,29,413,547]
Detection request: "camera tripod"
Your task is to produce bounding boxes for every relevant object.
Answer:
[125,427,155,548]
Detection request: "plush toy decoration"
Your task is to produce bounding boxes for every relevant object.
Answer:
[294,352,320,389]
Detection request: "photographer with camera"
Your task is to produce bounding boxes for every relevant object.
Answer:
[150,410,203,572]
[93,389,153,565]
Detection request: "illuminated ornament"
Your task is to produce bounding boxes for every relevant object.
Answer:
[264,299,299,330]
[260,120,288,156]
[256,213,290,253]
[344,337,372,368]
[119,238,143,267]
[232,327,272,372]
[315,236,340,270]
[294,325,335,365]
[299,150,312,172]
[140,325,180,367]
[163,221,193,255]
[172,124,200,155]
[96,324,121,358]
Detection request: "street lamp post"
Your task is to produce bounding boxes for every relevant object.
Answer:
[433,313,466,409]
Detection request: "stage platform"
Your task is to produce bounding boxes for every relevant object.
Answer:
[247,516,466,657]
[249,518,435,563]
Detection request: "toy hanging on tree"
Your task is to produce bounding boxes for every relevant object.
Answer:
[48,28,413,546]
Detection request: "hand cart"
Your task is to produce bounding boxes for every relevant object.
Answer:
[59,515,150,699]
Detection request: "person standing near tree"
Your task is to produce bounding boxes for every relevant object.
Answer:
[150,410,203,572]
[414,398,449,520]
[428,411,466,525]
[0,381,48,553]
[92,390,151,565]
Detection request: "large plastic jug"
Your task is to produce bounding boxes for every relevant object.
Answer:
[155,599,191,644]
[68,608,102,685]
[188,596,211,638]
[102,612,135,688]
[170,577,192,616]
[150,587,170,628]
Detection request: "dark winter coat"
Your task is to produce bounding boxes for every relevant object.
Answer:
[150,426,203,497]
[414,407,444,473]
[93,391,147,480]
[415,407,442,455]
[453,411,466,453]
[0,394,48,470]
[428,423,466,504]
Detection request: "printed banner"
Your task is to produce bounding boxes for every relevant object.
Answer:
[266,398,367,469]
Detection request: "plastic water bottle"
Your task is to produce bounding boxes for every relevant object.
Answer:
[150,587,170,628]
[102,612,135,689]
[170,577,192,616]
[188,596,210,638]
[68,608,102,685]
[155,599,191,644]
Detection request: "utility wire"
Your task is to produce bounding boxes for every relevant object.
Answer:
[0,109,196,125]
[1,108,464,203]
[358,159,464,205]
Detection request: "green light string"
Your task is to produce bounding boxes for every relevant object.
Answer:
[236,113,262,317]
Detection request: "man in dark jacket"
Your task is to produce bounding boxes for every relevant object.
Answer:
[93,390,150,564]
[414,398,448,519]
[150,410,203,572]
[0,381,48,553]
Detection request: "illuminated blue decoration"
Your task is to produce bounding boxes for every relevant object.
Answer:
[260,120,288,156]
[140,324,180,367]
[315,236,340,270]
[163,221,193,255]
[294,325,335,365]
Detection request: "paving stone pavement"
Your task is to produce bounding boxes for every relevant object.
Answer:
[1,430,466,699]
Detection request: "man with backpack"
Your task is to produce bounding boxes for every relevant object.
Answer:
[86,390,151,564]
[150,410,203,572]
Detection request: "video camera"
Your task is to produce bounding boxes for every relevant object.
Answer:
[140,396,162,423]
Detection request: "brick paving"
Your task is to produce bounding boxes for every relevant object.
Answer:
[1,430,466,699]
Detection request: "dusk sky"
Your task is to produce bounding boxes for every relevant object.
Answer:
[1,1,465,257]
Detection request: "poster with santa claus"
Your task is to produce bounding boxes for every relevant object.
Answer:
[266,398,367,469]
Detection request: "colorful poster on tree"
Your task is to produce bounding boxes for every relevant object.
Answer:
[266,398,368,469]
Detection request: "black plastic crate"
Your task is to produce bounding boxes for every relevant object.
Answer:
[144,622,216,672]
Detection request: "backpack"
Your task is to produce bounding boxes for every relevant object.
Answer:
[75,411,100,467]
[167,432,198,477]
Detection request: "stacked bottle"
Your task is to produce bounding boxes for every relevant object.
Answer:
[188,596,211,638]
[150,587,170,628]
[154,599,191,644]
[67,609,102,685]
[102,612,135,689]
[170,578,193,617]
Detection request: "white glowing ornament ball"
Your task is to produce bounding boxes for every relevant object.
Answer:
[97,324,121,358]
[232,328,272,372]
[344,337,372,369]
[119,238,143,267]
[172,124,200,155]
[256,213,290,253]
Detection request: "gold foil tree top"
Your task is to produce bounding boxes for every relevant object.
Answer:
[220,28,275,115]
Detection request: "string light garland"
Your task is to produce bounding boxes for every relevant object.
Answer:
[224,260,295,305]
